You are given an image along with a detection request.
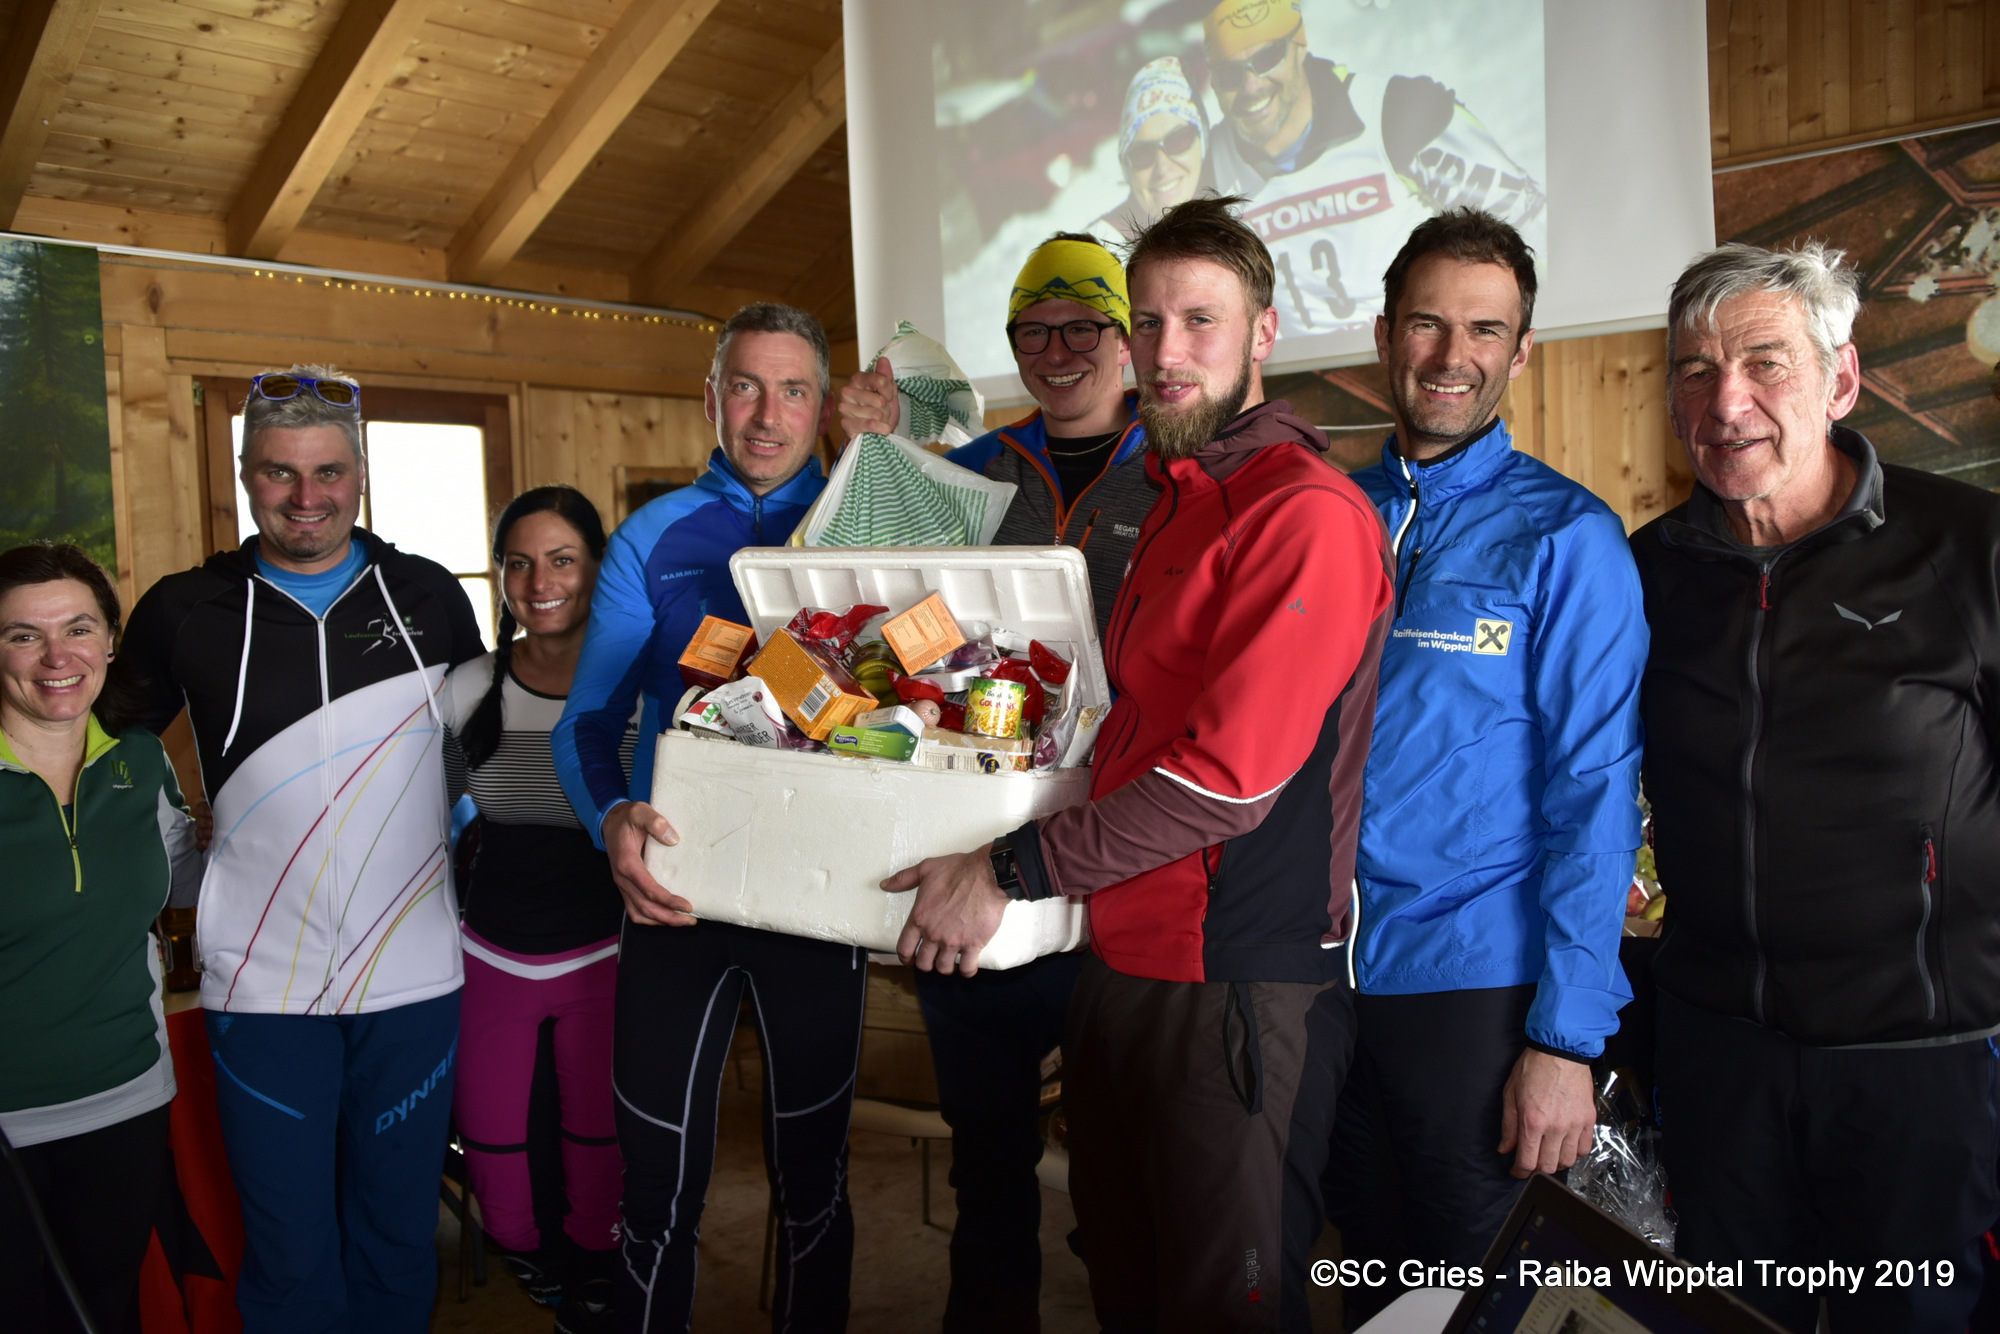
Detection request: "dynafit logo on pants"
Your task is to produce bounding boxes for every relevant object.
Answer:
[375,1035,458,1133]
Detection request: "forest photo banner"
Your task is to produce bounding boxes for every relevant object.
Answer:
[0,239,114,574]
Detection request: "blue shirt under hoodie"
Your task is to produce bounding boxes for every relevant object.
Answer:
[553,448,825,845]
[1350,419,1647,1060]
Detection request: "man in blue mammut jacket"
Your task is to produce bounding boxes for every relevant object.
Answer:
[1329,210,1646,1317]
[552,304,864,1332]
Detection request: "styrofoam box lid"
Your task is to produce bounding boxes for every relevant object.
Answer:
[729,546,1110,709]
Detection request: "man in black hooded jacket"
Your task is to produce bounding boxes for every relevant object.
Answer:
[1632,242,2000,1334]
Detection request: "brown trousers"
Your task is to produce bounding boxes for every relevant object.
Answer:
[1062,955,1354,1333]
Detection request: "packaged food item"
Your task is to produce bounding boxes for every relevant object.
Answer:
[685,676,787,748]
[783,604,888,660]
[914,727,1034,774]
[678,687,732,737]
[965,677,1028,738]
[746,631,878,740]
[854,704,927,738]
[1033,695,1079,769]
[940,626,998,671]
[678,615,758,690]
[848,640,901,705]
[825,724,920,762]
[978,658,1046,729]
[893,673,965,731]
[1029,640,1073,686]
[881,593,967,673]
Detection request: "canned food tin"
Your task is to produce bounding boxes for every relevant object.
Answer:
[964,677,1028,739]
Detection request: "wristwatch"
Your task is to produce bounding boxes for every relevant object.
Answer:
[989,835,1025,900]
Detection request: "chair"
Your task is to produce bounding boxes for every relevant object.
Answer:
[439,1135,489,1301]
[756,1097,954,1313]
[850,1097,954,1226]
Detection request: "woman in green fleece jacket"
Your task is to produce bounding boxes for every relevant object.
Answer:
[0,543,200,1334]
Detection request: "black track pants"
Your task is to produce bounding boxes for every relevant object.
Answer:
[0,1104,171,1334]
[1656,991,2000,1334]
[1062,955,1354,1334]
[916,950,1084,1333]
[1321,986,1535,1329]
[611,919,867,1334]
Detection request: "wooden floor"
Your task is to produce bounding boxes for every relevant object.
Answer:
[428,1029,1350,1333]
[429,1034,1099,1333]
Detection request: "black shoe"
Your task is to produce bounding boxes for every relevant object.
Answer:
[486,1235,569,1307]
[552,1277,615,1334]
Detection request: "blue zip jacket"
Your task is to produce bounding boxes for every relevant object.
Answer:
[554,448,825,847]
[1350,420,1645,1059]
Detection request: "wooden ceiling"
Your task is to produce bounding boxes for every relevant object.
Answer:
[0,0,855,341]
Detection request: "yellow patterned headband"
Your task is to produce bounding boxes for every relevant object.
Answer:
[1007,239,1131,333]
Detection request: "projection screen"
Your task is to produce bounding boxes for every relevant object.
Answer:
[847,0,1714,409]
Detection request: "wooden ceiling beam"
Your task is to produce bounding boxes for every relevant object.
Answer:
[0,0,105,227]
[632,37,844,308]
[226,0,440,260]
[447,0,726,286]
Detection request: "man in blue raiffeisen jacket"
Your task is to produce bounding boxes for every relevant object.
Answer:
[1327,209,1646,1324]
[552,303,864,1334]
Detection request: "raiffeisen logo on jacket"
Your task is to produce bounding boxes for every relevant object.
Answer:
[1350,418,1647,1063]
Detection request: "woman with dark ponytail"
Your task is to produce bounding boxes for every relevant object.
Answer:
[440,487,631,1333]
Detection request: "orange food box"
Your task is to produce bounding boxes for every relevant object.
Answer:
[880,593,967,674]
[747,630,877,740]
[678,615,758,689]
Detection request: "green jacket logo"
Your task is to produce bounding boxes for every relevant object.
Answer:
[347,615,424,655]
[110,759,132,790]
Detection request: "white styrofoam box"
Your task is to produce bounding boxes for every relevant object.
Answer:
[644,546,1103,968]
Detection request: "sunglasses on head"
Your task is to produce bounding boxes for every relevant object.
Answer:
[1209,27,1299,94]
[1125,122,1201,171]
[250,372,361,408]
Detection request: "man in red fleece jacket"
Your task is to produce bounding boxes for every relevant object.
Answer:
[884,195,1395,1331]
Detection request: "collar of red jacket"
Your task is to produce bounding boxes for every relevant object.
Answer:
[1144,398,1329,486]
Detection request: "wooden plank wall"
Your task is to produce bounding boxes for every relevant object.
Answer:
[1708,0,2000,166]
[93,0,2000,610]
[98,255,720,604]
[523,390,713,524]
[1500,332,1694,534]
[1548,0,2000,532]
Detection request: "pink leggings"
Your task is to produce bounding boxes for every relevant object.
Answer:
[456,933,622,1253]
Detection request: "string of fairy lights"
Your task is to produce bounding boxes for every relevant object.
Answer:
[243,267,718,332]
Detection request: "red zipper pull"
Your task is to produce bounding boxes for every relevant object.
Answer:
[1925,839,1937,884]
[1758,570,1772,610]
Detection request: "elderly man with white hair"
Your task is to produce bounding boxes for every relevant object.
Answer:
[1631,242,2000,1334]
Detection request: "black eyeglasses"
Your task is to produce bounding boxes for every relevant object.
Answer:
[1007,319,1122,355]
[250,372,361,408]
[1125,122,1201,171]
[1209,27,1299,94]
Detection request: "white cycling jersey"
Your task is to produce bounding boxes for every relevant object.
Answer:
[1211,66,1545,338]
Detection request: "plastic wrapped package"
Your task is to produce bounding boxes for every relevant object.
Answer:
[870,320,986,448]
[1567,1071,1676,1249]
[801,434,1018,548]
[792,323,1014,548]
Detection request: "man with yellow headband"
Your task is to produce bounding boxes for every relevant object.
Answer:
[1203,0,1544,339]
[837,233,1156,1333]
